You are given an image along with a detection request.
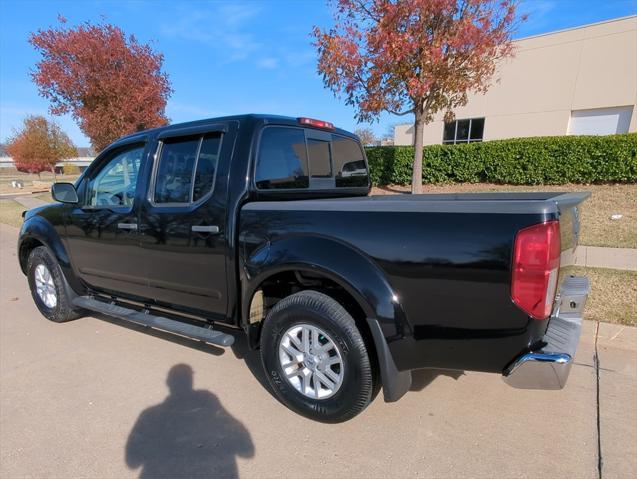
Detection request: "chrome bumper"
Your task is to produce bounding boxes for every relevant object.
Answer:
[503,276,590,390]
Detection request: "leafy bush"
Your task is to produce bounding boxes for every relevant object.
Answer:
[365,133,637,185]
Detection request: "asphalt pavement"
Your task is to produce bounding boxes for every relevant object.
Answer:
[1,223,635,478]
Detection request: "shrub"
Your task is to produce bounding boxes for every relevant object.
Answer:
[365,133,637,185]
[63,162,80,175]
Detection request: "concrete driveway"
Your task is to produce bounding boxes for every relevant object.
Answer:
[1,224,635,478]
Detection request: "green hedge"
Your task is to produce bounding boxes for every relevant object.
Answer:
[365,133,637,185]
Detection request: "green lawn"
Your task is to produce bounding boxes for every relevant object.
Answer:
[571,267,637,327]
[0,199,26,228]
[35,192,53,202]
[0,193,54,228]
[0,171,79,195]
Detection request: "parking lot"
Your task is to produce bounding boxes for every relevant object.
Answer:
[1,223,635,478]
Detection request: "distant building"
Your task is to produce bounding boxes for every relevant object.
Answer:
[0,144,95,172]
[0,144,13,169]
[53,147,95,174]
[394,15,637,146]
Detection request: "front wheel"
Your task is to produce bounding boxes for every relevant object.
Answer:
[260,290,376,423]
[27,246,83,323]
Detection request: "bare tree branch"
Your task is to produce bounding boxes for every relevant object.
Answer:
[353,0,381,23]
[387,108,414,116]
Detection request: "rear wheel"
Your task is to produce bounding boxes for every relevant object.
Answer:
[260,290,376,423]
[27,246,83,323]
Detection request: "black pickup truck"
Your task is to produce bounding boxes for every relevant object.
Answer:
[18,114,590,422]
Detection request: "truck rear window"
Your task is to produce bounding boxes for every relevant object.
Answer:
[307,139,332,178]
[331,135,368,187]
[255,128,309,189]
[256,127,368,190]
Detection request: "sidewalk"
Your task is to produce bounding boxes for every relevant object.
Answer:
[596,321,637,478]
[12,196,49,209]
[0,189,49,200]
[575,245,637,271]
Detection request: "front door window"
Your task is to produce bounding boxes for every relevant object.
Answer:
[87,145,144,208]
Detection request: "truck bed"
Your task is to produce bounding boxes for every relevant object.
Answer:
[240,191,589,373]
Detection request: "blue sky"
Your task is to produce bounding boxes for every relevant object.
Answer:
[1,0,636,146]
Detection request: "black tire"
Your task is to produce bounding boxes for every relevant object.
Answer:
[260,290,376,423]
[27,246,83,323]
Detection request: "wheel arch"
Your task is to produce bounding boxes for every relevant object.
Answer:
[19,216,84,295]
[241,236,408,329]
[240,235,413,401]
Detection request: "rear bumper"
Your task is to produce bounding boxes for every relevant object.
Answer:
[503,276,590,390]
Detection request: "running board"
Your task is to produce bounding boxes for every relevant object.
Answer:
[72,296,235,347]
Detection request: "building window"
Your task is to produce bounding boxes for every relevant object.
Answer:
[443,118,485,144]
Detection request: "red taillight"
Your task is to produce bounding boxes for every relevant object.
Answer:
[298,117,334,129]
[511,220,561,320]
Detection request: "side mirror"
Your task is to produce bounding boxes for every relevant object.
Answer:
[51,182,79,204]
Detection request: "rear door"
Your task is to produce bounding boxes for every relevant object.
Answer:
[139,124,232,319]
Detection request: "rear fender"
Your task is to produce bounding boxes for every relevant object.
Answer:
[241,235,413,401]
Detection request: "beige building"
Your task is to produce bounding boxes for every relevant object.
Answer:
[394,15,637,146]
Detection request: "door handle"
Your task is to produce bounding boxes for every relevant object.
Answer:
[117,223,138,230]
[191,225,220,234]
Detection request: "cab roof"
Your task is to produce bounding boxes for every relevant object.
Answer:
[114,114,357,145]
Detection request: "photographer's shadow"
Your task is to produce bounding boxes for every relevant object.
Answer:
[126,364,254,479]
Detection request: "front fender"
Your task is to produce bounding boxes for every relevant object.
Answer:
[18,216,83,294]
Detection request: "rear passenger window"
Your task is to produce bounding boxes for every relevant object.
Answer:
[256,127,309,189]
[153,133,222,204]
[193,134,221,202]
[154,137,199,203]
[332,135,369,187]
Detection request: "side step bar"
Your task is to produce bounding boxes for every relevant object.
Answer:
[73,296,235,347]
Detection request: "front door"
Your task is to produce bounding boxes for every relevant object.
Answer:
[65,142,148,299]
[139,129,229,318]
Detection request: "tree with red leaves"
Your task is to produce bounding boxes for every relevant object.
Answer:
[6,116,76,178]
[313,0,523,193]
[30,17,172,152]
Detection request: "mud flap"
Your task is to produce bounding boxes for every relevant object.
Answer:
[366,318,412,402]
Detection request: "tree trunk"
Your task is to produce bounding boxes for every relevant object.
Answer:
[411,110,425,194]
